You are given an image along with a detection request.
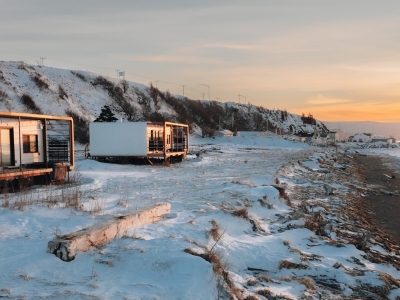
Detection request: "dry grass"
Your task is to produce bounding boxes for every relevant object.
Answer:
[296,277,316,290]
[278,259,308,270]
[89,199,105,215]
[333,262,342,269]
[232,208,249,219]
[89,283,99,289]
[246,278,258,286]
[232,179,254,187]
[273,185,289,200]
[184,238,242,299]
[244,295,260,300]
[32,73,50,90]
[258,195,273,209]
[303,212,327,236]
[209,220,221,241]
[258,274,274,283]
[380,272,400,289]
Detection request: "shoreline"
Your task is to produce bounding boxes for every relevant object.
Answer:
[354,154,400,245]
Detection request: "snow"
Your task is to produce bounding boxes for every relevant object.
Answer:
[1,134,399,299]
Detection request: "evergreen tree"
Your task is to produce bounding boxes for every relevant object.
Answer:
[94,105,118,122]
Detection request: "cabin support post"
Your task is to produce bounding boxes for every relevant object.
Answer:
[163,121,167,161]
[69,119,74,170]
[18,116,22,171]
[43,119,47,168]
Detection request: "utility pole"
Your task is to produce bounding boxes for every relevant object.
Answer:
[40,57,46,67]
[182,85,185,96]
[116,70,119,79]
[238,94,246,104]
[200,84,210,99]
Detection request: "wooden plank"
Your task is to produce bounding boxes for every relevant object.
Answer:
[0,168,53,180]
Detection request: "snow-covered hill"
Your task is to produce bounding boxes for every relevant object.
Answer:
[0,61,327,143]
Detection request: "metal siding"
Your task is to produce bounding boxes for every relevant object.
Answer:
[90,122,148,156]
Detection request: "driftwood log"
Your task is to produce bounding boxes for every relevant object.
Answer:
[47,202,171,261]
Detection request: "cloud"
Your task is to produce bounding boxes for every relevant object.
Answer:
[307,94,353,106]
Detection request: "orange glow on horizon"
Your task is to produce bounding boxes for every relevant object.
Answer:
[290,93,400,122]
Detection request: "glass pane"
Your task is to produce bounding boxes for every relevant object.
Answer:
[1,129,11,166]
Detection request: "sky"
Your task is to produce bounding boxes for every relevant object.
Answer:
[1,0,400,122]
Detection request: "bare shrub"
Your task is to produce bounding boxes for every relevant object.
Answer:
[32,73,50,90]
[0,88,8,102]
[121,79,129,93]
[349,233,369,251]
[278,259,308,270]
[58,85,68,100]
[17,62,27,70]
[65,109,89,144]
[21,93,42,114]
[71,71,87,82]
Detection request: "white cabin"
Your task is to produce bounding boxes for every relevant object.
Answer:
[89,121,189,161]
[0,111,74,181]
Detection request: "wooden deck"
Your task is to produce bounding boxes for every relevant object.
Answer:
[0,167,53,181]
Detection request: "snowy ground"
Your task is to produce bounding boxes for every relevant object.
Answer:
[1,133,400,299]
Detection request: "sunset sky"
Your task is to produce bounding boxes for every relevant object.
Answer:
[1,0,399,122]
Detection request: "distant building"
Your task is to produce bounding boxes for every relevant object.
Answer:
[292,132,314,142]
[215,129,234,137]
[351,133,371,143]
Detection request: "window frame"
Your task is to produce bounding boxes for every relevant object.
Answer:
[22,134,39,153]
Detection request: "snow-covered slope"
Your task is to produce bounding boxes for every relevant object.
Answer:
[0,61,327,142]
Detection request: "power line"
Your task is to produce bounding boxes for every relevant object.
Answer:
[0,49,219,100]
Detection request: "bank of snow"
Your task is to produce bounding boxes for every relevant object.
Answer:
[0,134,399,299]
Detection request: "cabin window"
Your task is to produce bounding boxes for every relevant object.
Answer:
[23,135,38,153]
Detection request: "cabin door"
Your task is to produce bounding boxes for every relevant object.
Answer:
[0,128,13,166]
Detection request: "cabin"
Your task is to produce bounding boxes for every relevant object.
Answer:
[89,121,189,163]
[0,111,74,183]
[292,132,314,143]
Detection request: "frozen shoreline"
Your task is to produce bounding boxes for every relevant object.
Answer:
[1,134,400,299]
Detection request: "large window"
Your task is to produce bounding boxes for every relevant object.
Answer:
[23,135,38,153]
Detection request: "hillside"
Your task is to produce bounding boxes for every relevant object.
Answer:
[0,61,327,143]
